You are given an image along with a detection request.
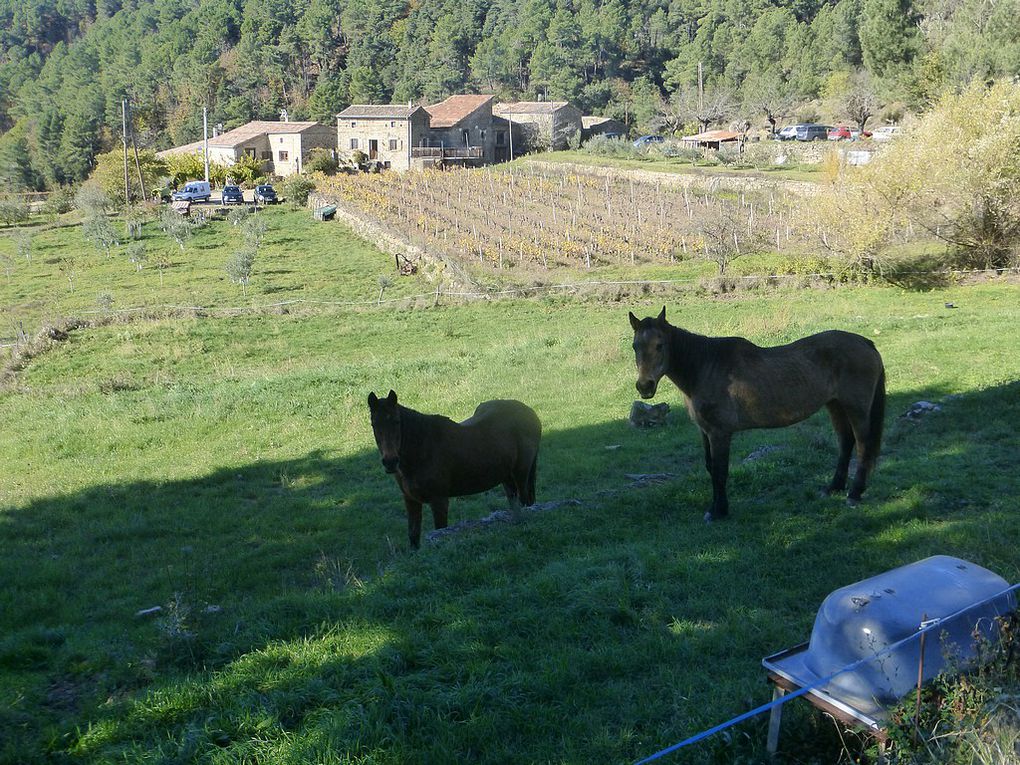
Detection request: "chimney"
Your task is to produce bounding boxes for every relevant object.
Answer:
[280,108,289,122]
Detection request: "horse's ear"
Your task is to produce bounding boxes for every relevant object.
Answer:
[386,389,398,405]
[368,391,378,409]
[657,306,667,325]
[628,311,641,331]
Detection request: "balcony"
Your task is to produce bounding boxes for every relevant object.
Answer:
[410,146,484,160]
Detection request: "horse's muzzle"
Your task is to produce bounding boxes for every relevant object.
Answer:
[381,457,399,473]
[636,379,658,399]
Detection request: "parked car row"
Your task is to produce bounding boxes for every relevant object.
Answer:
[156,182,280,205]
[776,123,899,142]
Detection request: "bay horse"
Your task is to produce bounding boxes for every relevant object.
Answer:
[367,390,542,549]
[629,307,885,521]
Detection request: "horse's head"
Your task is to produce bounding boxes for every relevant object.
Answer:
[629,306,670,399]
[368,389,402,473]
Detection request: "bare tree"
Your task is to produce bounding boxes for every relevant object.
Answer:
[842,72,879,133]
[660,85,736,135]
[743,73,797,135]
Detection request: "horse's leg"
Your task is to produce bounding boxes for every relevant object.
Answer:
[844,406,876,503]
[503,481,523,522]
[825,401,855,494]
[701,431,713,476]
[705,431,731,521]
[431,497,449,531]
[404,496,423,550]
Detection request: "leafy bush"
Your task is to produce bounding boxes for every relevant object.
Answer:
[281,175,316,207]
[88,149,168,206]
[806,78,1020,273]
[42,187,74,217]
[225,247,256,294]
[304,148,339,175]
[74,183,112,217]
[0,196,29,226]
[581,135,638,158]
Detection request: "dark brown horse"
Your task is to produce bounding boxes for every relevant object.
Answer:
[368,390,542,548]
[629,307,885,521]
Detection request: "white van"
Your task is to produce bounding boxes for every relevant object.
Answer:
[872,125,902,142]
[171,180,211,202]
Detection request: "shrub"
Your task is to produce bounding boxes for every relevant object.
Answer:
[0,196,29,226]
[805,78,1020,274]
[304,148,339,175]
[42,187,74,217]
[281,175,316,207]
[225,247,256,294]
[74,183,112,217]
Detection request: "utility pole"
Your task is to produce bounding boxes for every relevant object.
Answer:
[203,106,210,183]
[122,98,131,205]
[127,99,147,201]
[507,108,514,162]
[698,61,704,113]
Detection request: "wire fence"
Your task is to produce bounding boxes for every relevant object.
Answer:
[2,266,1018,351]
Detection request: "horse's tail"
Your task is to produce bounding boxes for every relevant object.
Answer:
[867,366,886,464]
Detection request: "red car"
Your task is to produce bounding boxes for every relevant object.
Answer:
[828,125,872,141]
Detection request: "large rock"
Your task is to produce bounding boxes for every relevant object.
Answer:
[629,401,670,428]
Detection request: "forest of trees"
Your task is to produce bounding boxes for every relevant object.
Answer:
[1,0,1019,191]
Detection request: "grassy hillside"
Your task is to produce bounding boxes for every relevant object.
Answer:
[2,274,1020,762]
[0,207,434,342]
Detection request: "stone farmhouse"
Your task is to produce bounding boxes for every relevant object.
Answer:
[338,96,502,170]
[494,101,584,152]
[422,94,498,164]
[335,96,592,171]
[158,119,336,177]
[334,105,431,172]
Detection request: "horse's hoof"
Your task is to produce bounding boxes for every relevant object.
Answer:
[703,511,713,524]
[846,495,862,507]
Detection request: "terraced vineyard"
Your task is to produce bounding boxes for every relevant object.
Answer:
[319,165,803,275]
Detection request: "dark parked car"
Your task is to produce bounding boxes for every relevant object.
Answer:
[254,184,278,204]
[221,185,244,205]
[633,134,665,148]
[795,124,833,141]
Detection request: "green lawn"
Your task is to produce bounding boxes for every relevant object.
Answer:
[2,267,1020,763]
[0,207,434,342]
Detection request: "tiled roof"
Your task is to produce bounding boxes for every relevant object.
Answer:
[157,140,206,158]
[337,105,425,119]
[426,94,494,128]
[494,101,571,115]
[582,115,621,129]
[209,120,325,147]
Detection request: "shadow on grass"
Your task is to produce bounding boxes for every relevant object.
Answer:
[2,382,1020,763]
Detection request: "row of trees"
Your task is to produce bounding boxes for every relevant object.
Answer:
[2,0,1019,191]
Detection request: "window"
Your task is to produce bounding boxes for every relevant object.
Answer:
[480,130,486,142]
[245,148,256,158]
[389,139,398,151]
[279,150,289,161]
[390,121,396,128]
[350,138,359,150]
[496,131,506,146]
[261,151,272,160]
[350,121,356,128]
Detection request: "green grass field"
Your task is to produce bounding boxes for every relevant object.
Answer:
[1,211,1019,764]
[0,207,434,342]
